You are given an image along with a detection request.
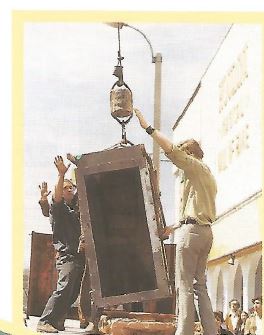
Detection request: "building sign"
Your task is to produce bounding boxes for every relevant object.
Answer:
[219,45,248,113]
[218,45,249,172]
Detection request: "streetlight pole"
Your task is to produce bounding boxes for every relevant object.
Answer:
[153,52,162,182]
[106,22,162,182]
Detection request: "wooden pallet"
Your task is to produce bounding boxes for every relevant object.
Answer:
[98,311,176,335]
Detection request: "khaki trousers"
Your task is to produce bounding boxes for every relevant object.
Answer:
[175,223,217,335]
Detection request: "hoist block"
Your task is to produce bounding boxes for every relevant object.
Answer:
[110,86,133,118]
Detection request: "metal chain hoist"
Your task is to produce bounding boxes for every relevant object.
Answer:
[110,23,133,146]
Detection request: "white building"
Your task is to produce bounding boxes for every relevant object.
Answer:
[171,24,262,315]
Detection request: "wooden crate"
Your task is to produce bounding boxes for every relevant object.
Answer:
[75,145,172,308]
[27,232,57,316]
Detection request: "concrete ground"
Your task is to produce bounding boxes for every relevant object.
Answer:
[26,316,98,334]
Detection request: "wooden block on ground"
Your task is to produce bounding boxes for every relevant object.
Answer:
[99,313,176,335]
[102,310,176,323]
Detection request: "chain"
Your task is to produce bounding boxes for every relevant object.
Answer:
[117,23,124,66]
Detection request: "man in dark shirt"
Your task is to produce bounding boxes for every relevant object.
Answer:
[38,164,92,330]
[37,156,85,333]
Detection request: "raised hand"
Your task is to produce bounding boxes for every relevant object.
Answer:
[38,181,51,200]
[134,108,149,130]
[67,153,77,166]
[54,156,71,176]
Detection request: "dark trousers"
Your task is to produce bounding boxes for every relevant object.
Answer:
[78,262,92,324]
[39,254,85,326]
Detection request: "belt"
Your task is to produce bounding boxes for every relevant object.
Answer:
[180,218,198,225]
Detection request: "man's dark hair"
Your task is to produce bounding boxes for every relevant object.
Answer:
[214,311,224,322]
[252,296,262,304]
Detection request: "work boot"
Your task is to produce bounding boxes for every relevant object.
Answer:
[53,316,66,331]
[84,323,100,334]
[55,320,65,331]
[36,322,58,333]
[85,330,100,335]
[80,321,90,329]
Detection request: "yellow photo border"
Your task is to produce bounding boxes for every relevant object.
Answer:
[0,10,262,335]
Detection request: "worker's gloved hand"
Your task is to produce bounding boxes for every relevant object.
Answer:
[67,153,78,166]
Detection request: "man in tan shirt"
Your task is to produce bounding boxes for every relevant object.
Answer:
[225,299,242,334]
[244,297,262,335]
[135,109,217,335]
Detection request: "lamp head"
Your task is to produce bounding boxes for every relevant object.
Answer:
[227,254,235,265]
[104,22,126,29]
